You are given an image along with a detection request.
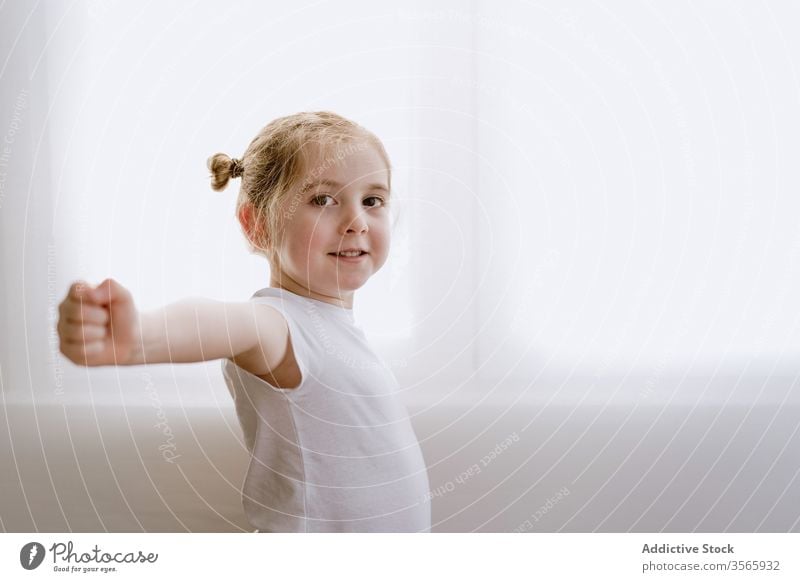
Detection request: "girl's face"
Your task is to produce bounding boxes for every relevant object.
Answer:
[269,140,392,309]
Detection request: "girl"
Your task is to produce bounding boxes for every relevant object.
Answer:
[57,111,432,533]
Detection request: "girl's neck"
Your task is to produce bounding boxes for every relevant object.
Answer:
[269,272,354,310]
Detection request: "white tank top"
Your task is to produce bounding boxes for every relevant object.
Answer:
[222,287,431,532]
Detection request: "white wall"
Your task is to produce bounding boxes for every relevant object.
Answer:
[2,0,800,408]
[470,0,800,405]
[1,1,55,408]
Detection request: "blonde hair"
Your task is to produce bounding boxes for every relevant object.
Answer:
[207,111,391,263]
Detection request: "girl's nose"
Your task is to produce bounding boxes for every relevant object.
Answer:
[341,209,368,234]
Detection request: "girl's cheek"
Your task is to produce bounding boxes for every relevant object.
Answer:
[293,215,320,241]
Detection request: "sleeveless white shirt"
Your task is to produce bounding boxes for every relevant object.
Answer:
[222,287,431,532]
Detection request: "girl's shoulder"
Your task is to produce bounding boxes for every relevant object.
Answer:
[229,300,293,382]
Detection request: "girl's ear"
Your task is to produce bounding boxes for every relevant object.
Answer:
[238,202,271,253]
[237,203,256,242]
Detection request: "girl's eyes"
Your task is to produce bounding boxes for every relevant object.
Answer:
[311,195,386,208]
[363,196,386,208]
[310,195,331,206]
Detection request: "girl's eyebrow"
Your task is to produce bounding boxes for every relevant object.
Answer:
[301,179,390,193]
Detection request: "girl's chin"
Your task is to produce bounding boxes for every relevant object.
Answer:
[326,278,369,291]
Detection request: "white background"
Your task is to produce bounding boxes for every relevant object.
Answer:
[2,0,800,409]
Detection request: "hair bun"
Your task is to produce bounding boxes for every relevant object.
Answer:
[230,157,244,179]
[207,152,243,191]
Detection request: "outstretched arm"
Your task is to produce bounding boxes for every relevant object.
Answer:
[57,279,287,372]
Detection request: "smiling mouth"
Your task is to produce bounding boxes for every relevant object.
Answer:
[328,251,368,257]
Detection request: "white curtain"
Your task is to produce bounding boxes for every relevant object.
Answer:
[3,0,800,408]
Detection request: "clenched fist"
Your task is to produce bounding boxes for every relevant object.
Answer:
[57,278,140,366]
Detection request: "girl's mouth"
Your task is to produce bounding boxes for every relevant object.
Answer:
[328,251,368,263]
